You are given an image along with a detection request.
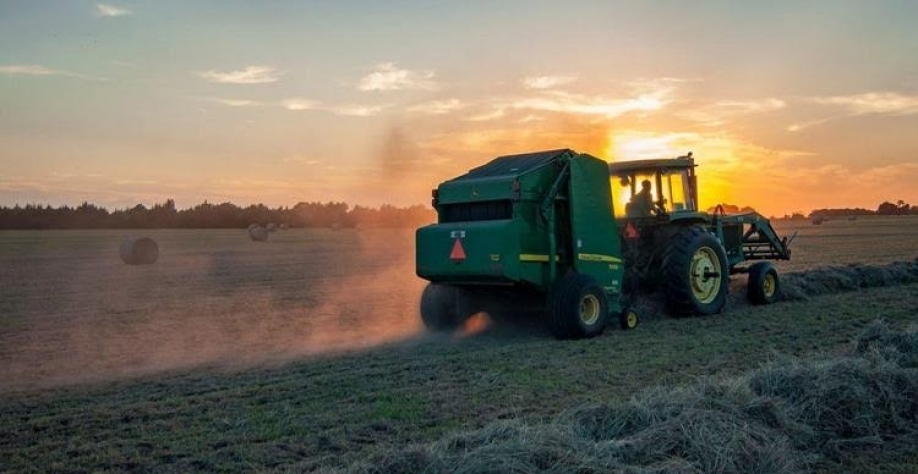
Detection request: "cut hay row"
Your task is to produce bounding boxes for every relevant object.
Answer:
[337,321,918,474]
[780,258,918,301]
[629,259,918,321]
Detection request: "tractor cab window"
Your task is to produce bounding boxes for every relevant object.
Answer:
[663,169,694,213]
[611,168,696,218]
[612,172,656,218]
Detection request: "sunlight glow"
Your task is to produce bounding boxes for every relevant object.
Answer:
[606,131,696,161]
[606,131,735,211]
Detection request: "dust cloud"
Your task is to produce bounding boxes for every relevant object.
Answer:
[378,125,421,179]
[0,229,426,392]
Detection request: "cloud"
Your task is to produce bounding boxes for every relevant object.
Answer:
[329,105,388,117]
[114,179,159,186]
[466,107,507,122]
[281,98,387,116]
[522,75,578,90]
[812,92,918,115]
[509,89,670,118]
[715,99,786,112]
[786,118,834,133]
[407,99,466,115]
[209,98,262,107]
[627,77,699,90]
[461,85,675,122]
[282,156,321,165]
[0,64,104,80]
[681,98,786,126]
[357,62,438,91]
[281,98,319,111]
[96,3,131,17]
[197,66,281,84]
[1,65,59,76]
[518,114,545,123]
[788,91,918,132]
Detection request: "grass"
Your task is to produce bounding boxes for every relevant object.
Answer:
[342,320,918,474]
[2,283,917,473]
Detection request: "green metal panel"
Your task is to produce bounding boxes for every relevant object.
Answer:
[568,155,624,305]
[437,149,570,205]
[438,176,515,204]
[416,220,521,283]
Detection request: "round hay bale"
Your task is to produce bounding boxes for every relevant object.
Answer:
[266,222,278,232]
[248,225,269,242]
[119,237,159,265]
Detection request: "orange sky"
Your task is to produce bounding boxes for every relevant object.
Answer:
[2,2,917,217]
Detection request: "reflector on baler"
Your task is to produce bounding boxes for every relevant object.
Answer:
[450,238,466,261]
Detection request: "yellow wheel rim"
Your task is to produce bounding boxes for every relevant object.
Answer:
[626,311,638,328]
[763,273,776,298]
[690,246,722,304]
[579,294,601,326]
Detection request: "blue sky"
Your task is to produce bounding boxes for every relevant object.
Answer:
[2,1,917,215]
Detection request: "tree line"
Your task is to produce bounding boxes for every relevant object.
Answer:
[806,200,917,219]
[0,200,436,230]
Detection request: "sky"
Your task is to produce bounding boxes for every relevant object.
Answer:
[1,0,917,217]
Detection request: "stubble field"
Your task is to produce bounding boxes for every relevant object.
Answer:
[1,215,917,473]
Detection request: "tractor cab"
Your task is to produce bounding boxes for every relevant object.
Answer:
[608,153,699,219]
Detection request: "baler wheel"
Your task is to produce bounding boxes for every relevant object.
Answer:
[547,273,609,339]
[747,261,780,305]
[662,226,729,316]
[420,283,472,332]
[620,307,639,330]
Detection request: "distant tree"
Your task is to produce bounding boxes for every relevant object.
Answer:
[706,203,754,214]
[808,207,875,219]
[877,201,901,215]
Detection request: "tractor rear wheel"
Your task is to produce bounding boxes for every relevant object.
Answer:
[420,283,474,332]
[747,261,780,305]
[662,227,729,316]
[547,273,609,339]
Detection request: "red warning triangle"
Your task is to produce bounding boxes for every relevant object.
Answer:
[624,221,640,240]
[450,238,467,261]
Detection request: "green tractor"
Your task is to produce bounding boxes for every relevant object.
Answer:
[415,149,791,339]
[609,152,792,315]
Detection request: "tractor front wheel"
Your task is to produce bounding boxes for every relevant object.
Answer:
[547,273,609,339]
[420,283,474,332]
[747,261,780,305]
[662,227,729,316]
